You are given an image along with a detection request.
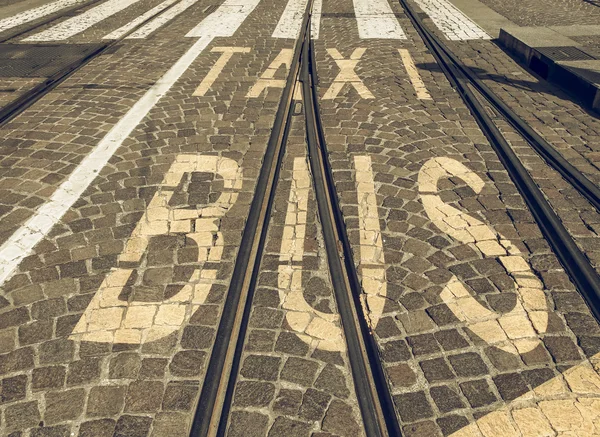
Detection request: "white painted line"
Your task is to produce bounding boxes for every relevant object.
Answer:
[413,0,490,40]
[353,0,406,39]
[398,49,432,100]
[126,0,199,39]
[186,0,261,37]
[23,0,143,41]
[271,0,321,39]
[272,0,306,39]
[102,0,179,40]
[0,0,87,34]
[193,47,251,96]
[0,0,261,288]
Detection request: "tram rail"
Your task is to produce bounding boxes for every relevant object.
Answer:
[188,0,600,435]
[395,0,600,320]
[0,0,192,127]
[188,2,402,436]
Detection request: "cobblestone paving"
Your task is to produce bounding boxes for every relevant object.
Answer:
[0,39,194,247]
[476,0,600,27]
[225,113,364,437]
[0,77,45,107]
[0,0,307,434]
[316,0,600,435]
[2,0,600,436]
[441,38,600,274]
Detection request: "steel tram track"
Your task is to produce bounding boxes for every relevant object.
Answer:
[0,0,191,128]
[4,0,596,435]
[194,1,600,433]
[188,2,402,437]
[395,0,600,319]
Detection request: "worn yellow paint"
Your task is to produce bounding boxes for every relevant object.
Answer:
[247,48,294,98]
[70,154,242,344]
[419,157,548,354]
[418,156,600,435]
[278,157,344,351]
[323,48,374,100]
[398,48,432,100]
[193,46,251,97]
[450,355,600,436]
[354,155,386,329]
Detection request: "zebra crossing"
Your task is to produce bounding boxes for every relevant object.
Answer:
[1,0,491,42]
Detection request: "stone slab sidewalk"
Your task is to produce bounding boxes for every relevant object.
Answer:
[448,0,600,113]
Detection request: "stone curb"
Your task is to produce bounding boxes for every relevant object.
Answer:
[498,26,600,113]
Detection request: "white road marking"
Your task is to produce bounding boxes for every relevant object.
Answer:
[272,0,308,39]
[355,156,387,329]
[70,155,242,344]
[102,0,179,40]
[353,0,406,39]
[126,0,199,39]
[323,48,374,100]
[413,0,490,40]
[419,157,548,354]
[185,0,260,37]
[398,49,432,100]
[247,48,293,98]
[311,0,322,39]
[278,157,343,352]
[193,46,251,96]
[23,0,143,41]
[271,0,322,39]
[0,0,261,288]
[0,0,87,34]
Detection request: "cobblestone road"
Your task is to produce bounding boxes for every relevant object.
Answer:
[0,0,600,436]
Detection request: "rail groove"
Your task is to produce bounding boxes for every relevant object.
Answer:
[0,0,190,128]
[188,2,403,436]
[397,0,600,319]
[188,2,313,436]
[301,18,402,437]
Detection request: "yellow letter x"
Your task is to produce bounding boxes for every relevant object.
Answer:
[323,48,374,100]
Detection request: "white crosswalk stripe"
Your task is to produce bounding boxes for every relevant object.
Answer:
[126,0,200,39]
[0,0,88,34]
[102,0,179,40]
[353,0,406,39]
[311,0,322,38]
[272,0,322,39]
[24,0,143,41]
[412,0,490,40]
[11,0,491,43]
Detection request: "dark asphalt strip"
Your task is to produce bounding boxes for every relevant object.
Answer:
[0,0,189,128]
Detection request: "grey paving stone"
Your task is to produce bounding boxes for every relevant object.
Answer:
[394,391,434,423]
